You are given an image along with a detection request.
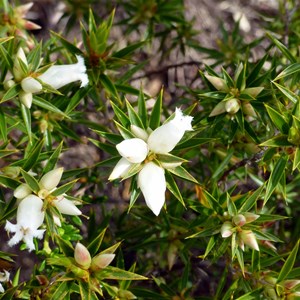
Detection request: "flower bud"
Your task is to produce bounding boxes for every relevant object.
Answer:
[14,183,32,199]
[225,98,240,114]
[243,87,264,98]
[74,243,91,269]
[243,212,260,223]
[242,102,257,117]
[53,197,82,215]
[13,48,28,81]
[239,230,259,251]
[205,74,227,91]
[3,79,16,90]
[21,77,42,93]
[283,280,300,290]
[2,166,20,178]
[220,221,234,238]
[130,125,149,141]
[233,214,246,226]
[19,91,33,108]
[39,167,64,191]
[91,253,115,271]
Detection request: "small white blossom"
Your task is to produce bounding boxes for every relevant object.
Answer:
[109,107,193,215]
[5,195,45,251]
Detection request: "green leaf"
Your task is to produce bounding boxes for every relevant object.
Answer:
[20,169,39,193]
[111,101,130,127]
[227,194,237,216]
[125,99,144,128]
[293,147,300,171]
[149,89,163,130]
[50,31,83,55]
[99,74,121,104]
[0,44,13,69]
[95,266,147,281]
[42,142,64,175]
[264,155,288,205]
[1,84,21,103]
[137,86,148,128]
[65,86,91,115]
[265,105,289,134]
[112,41,145,58]
[22,138,44,171]
[260,135,293,147]
[33,96,70,119]
[78,280,90,300]
[167,165,199,185]
[0,175,20,189]
[54,235,74,257]
[274,63,300,80]
[212,149,234,180]
[49,282,70,300]
[51,179,78,197]
[27,42,42,71]
[272,81,298,104]
[277,240,299,282]
[238,185,264,213]
[114,121,135,139]
[0,108,7,142]
[20,103,32,143]
[165,170,186,208]
[87,228,107,256]
[267,33,297,63]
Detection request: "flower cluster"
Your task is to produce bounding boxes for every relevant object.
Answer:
[109,108,193,216]
[6,48,88,108]
[5,168,81,251]
[221,212,260,251]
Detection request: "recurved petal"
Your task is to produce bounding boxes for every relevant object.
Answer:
[116,138,148,163]
[108,157,133,180]
[147,108,193,154]
[39,167,64,191]
[138,162,166,216]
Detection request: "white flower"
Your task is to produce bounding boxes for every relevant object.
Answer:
[5,195,45,251]
[0,270,10,293]
[109,107,193,215]
[38,55,88,89]
[14,168,82,217]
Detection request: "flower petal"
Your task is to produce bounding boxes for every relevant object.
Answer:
[116,138,148,163]
[108,157,133,180]
[147,108,193,154]
[53,196,82,215]
[138,162,166,216]
[39,167,64,191]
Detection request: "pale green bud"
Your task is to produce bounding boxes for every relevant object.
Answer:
[14,183,32,199]
[225,98,240,115]
[205,74,227,91]
[130,125,149,141]
[243,212,260,223]
[239,230,259,251]
[233,214,246,226]
[91,253,115,271]
[220,221,234,238]
[13,48,28,81]
[3,79,16,90]
[243,87,264,98]
[283,280,300,290]
[74,242,91,269]
[39,167,64,191]
[242,102,257,117]
[2,166,20,178]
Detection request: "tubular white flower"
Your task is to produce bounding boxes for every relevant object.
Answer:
[5,195,45,251]
[108,157,133,180]
[147,108,193,154]
[21,77,42,93]
[38,55,88,89]
[53,196,82,215]
[39,167,64,191]
[14,183,32,200]
[116,138,148,163]
[138,162,166,216]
